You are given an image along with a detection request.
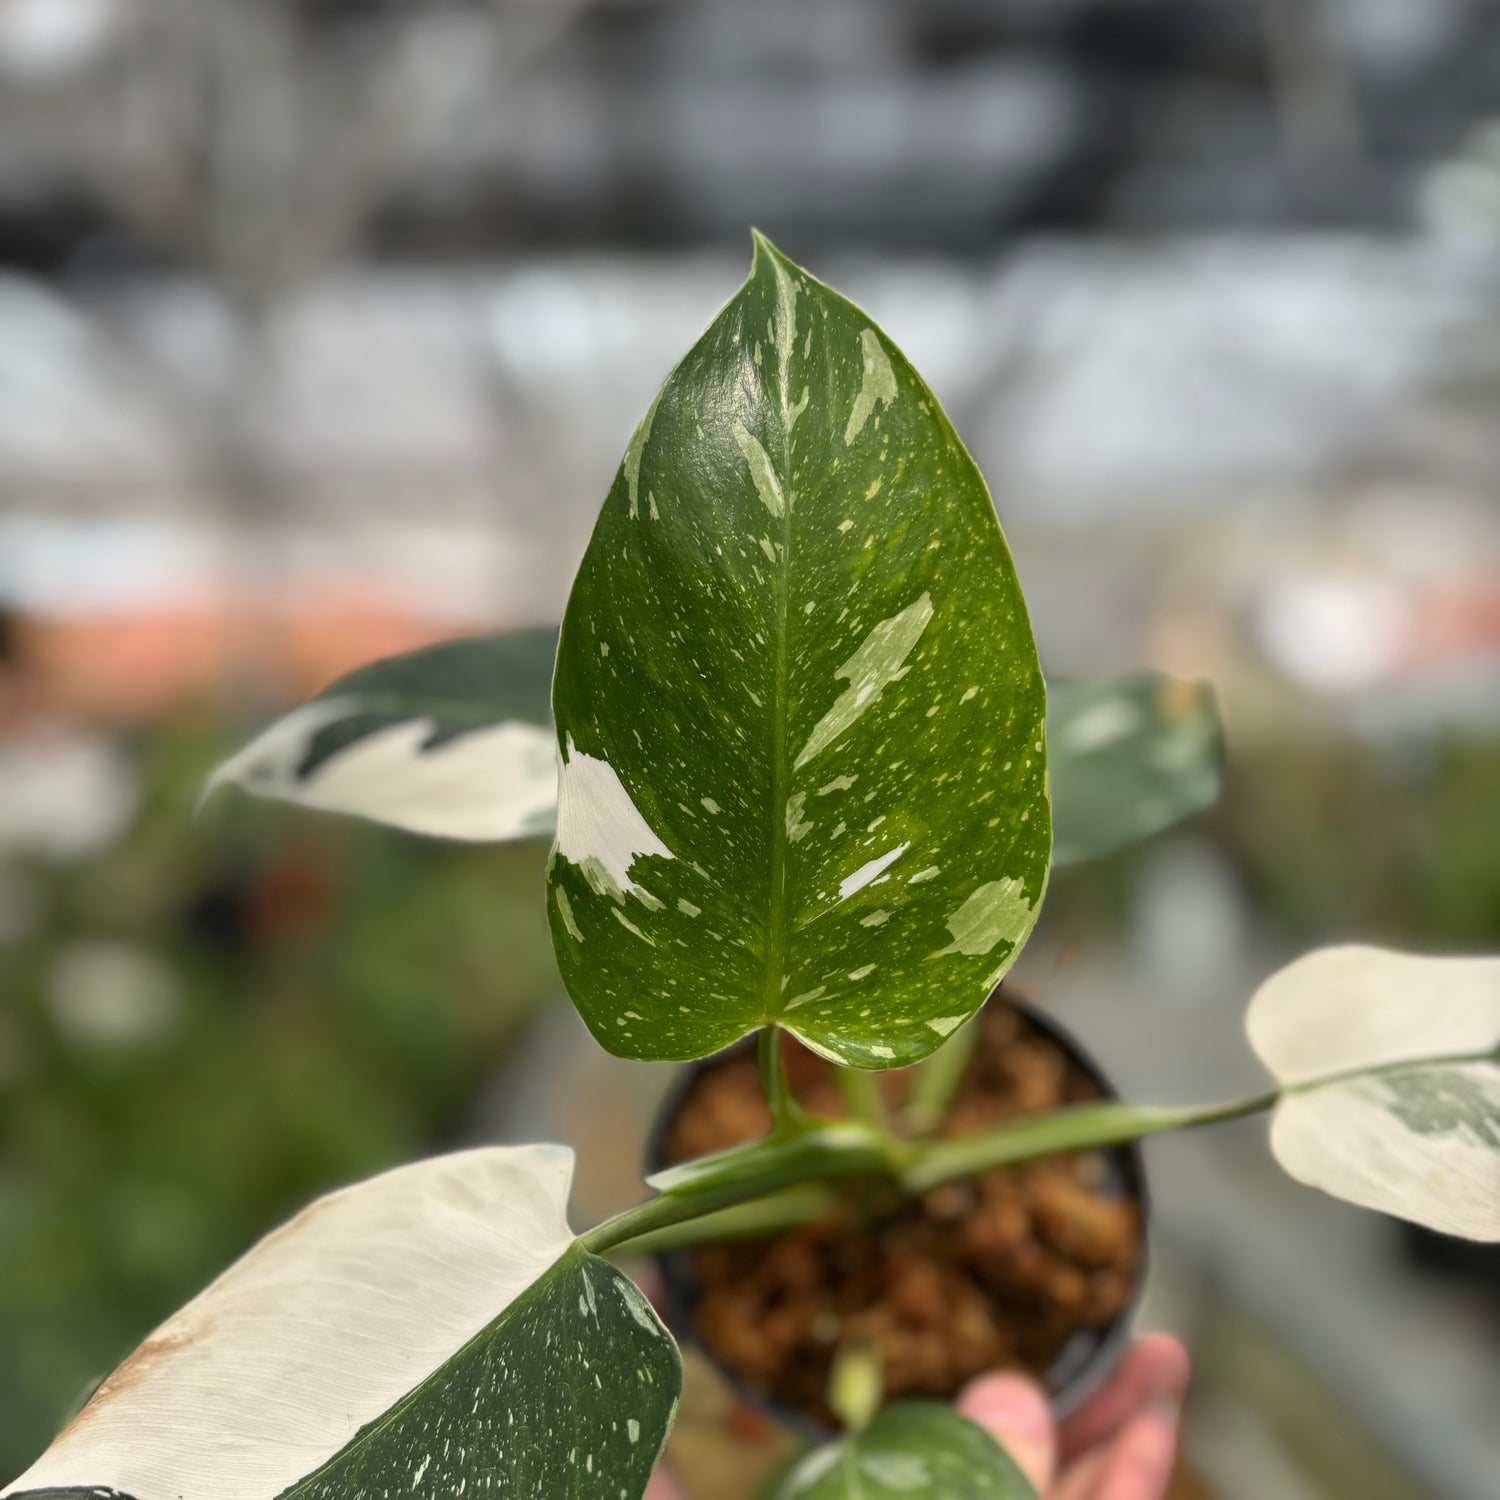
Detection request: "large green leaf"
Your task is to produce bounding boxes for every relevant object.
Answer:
[546,234,1049,1068]
[1247,945,1500,1239]
[204,630,560,841]
[1048,672,1222,866]
[770,1404,1039,1500]
[281,1244,677,1500]
[3,1148,680,1500]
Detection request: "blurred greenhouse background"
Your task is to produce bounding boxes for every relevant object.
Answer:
[1,2,1498,1497]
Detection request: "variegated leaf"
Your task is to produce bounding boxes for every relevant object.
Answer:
[3,1147,680,1500]
[547,234,1049,1068]
[213,636,1194,882]
[1048,673,1223,865]
[204,630,560,842]
[1247,945,1500,1240]
[771,1403,1039,1500]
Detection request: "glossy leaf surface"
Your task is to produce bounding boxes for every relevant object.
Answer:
[1248,945,1500,1239]
[280,1244,678,1500]
[547,235,1049,1068]
[4,1148,680,1500]
[205,630,559,841]
[1048,673,1222,866]
[771,1403,1039,1500]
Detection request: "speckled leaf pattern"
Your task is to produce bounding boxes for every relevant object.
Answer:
[7,1251,678,1500]
[3,1148,681,1500]
[770,1403,1039,1500]
[547,236,1049,1068]
[206,629,560,842]
[280,1244,679,1500]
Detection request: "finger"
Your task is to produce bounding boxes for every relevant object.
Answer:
[957,1373,1058,1495]
[1059,1335,1189,1464]
[644,1464,688,1500]
[1059,1403,1181,1500]
[1051,1444,1109,1500]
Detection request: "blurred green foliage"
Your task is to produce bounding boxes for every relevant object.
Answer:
[1222,735,1500,950]
[0,718,557,1473]
[1039,730,1500,952]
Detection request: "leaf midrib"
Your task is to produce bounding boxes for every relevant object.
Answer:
[762,310,798,1026]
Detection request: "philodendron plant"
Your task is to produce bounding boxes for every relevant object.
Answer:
[12,237,1499,1500]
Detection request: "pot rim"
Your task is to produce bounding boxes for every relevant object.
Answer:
[642,987,1150,1435]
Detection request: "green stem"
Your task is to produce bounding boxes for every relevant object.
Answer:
[580,1122,899,1256]
[836,1064,893,1136]
[601,1184,842,1260]
[905,1044,1500,1195]
[902,1092,1276,1194]
[580,1091,1265,1260]
[903,1018,978,1134]
[582,1045,1500,1261]
[759,1024,805,1131]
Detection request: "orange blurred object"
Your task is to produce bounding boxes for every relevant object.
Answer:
[9,582,488,724]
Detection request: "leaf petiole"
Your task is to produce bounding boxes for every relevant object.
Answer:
[760,1024,810,1134]
[586,1045,1500,1262]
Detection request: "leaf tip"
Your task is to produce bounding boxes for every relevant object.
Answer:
[748,227,793,273]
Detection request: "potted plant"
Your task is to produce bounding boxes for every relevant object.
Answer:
[8,237,1496,1500]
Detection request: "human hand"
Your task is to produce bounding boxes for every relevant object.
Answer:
[644,1335,1189,1500]
[957,1335,1191,1499]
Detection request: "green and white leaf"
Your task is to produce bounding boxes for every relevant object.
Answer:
[1247,945,1500,1240]
[547,234,1049,1069]
[1048,673,1222,866]
[771,1403,1039,1500]
[3,1146,680,1500]
[204,629,560,842]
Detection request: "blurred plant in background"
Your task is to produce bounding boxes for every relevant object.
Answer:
[1048,733,1500,956]
[0,715,554,1472]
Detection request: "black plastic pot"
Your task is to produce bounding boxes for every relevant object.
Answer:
[645,991,1149,1433]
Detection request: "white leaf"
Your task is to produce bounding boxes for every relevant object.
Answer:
[202,628,562,844]
[206,702,558,842]
[1268,1064,1500,1240]
[1247,946,1500,1240]
[4,1146,577,1500]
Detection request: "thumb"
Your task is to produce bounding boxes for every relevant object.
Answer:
[957,1373,1057,1495]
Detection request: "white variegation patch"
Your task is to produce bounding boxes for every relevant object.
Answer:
[624,387,665,520]
[838,842,910,900]
[1269,1065,1500,1240]
[733,421,785,518]
[554,735,676,902]
[206,702,559,842]
[796,594,934,770]
[844,328,898,446]
[1248,946,1500,1240]
[3,1146,578,1500]
[932,878,1034,958]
